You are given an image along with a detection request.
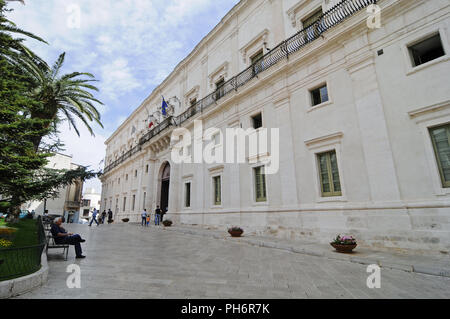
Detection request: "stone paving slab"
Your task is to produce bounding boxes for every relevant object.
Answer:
[13,223,450,299]
[160,224,450,278]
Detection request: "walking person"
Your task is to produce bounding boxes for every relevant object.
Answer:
[101,210,106,224]
[141,209,148,226]
[160,208,166,223]
[89,208,99,227]
[155,206,161,226]
[107,209,113,224]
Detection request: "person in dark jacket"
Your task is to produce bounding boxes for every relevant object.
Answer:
[154,206,161,225]
[107,209,113,224]
[50,217,86,258]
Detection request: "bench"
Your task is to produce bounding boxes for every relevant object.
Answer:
[46,233,69,261]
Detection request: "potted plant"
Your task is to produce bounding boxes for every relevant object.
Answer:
[162,220,173,227]
[122,218,129,223]
[330,235,357,253]
[228,226,244,237]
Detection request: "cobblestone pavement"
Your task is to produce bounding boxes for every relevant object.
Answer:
[16,223,450,299]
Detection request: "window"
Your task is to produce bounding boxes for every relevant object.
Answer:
[123,197,127,211]
[83,209,89,217]
[135,170,137,177]
[118,178,120,185]
[302,8,324,42]
[310,84,328,106]
[429,124,450,188]
[125,174,128,181]
[254,166,267,202]
[215,78,225,101]
[250,49,264,65]
[185,182,191,208]
[132,195,136,211]
[252,113,263,129]
[146,165,149,173]
[190,98,197,107]
[409,33,445,67]
[211,132,221,156]
[317,150,342,197]
[213,176,221,205]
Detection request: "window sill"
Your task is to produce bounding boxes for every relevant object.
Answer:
[317,196,347,203]
[307,100,333,113]
[406,55,450,76]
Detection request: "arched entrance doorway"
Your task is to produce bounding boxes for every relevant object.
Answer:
[160,162,170,213]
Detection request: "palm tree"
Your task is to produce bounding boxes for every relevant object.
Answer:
[26,52,104,150]
[0,0,47,68]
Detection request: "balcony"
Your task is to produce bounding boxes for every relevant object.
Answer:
[102,0,377,175]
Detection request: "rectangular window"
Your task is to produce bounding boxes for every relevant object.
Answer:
[252,113,263,129]
[302,8,323,42]
[251,50,264,75]
[185,182,191,208]
[132,195,135,211]
[215,78,225,101]
[409,33,445,67]
[429,124,450,188]
[123,197,127,211]
[317,150,342,197]
[135,170,137,177]
[254,166,267,202]
[310,84,329,106]
[302,8,323,28]
[250,50,264,65]
[146,165,149,173]
[213,176,221,205]
[190,98,197,107]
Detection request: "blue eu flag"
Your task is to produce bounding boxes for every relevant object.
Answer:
[162,97,168,116]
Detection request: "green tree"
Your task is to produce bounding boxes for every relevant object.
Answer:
[0,1,101,219]
[26,52,104,150]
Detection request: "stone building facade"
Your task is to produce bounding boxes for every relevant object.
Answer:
[100,0,450,254]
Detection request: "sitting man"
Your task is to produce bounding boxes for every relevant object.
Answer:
[50,217,86,259]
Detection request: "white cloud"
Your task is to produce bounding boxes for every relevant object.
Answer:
[5,0,240,195]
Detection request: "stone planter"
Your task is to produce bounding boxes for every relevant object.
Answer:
[330,243,357,253]
[228,229,243,237]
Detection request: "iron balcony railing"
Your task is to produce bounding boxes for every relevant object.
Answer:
[103,0,377,174]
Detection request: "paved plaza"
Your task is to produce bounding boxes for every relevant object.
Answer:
[16,223,450,299]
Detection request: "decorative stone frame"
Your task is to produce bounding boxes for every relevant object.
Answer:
[182,174,193,210]
[239,29,269,65]
[306,78,333,113]
[249,162,269,206]
[184,85,200,108]
[208,165,224,208]
[304,132,347,202]
[408,100,450,196]
[401,26,450,76]
[286,0,325,30]
[208,62,229,89]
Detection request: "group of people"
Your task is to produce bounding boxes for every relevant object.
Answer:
[141,206,165,227]
[89,208,113,226]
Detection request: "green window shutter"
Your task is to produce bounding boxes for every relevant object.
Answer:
[318,151,342,197]
[255,166,267,202]
[214,176,221,205]
[430,124,450,187]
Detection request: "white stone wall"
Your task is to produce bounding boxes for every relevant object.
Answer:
[101,0,450,254]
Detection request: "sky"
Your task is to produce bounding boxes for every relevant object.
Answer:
[6,0,240,193]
